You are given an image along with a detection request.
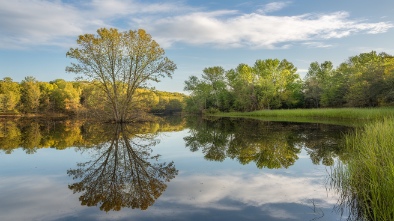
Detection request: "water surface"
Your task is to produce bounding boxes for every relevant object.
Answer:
[0,117,352,221]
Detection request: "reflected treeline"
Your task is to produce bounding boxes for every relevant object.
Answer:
[184,117,353,169]
[67,123,178,211]
[0,116,186,154]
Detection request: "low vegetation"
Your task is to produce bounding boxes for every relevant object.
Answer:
[331,118,394,221]
[214,107,394,121]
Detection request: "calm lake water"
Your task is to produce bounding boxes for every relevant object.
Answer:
[0,116,353,221]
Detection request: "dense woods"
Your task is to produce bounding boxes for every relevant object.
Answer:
[2,51,394,117]
[185,51,394,113]
[0,77,185,117]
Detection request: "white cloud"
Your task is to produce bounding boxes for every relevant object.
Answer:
[0,0,392,50]
[0,0,98,49]
[257,1,291,14]
[302,42,334,48]
[140,11,393,49]
[0,0,189,49]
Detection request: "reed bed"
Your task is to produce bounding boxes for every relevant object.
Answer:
[331,118,394,221]
[216,107,394,121]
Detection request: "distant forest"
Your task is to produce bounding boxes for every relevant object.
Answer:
[184,51,394,113]
[1,51,394,116]
[0,77,186,116]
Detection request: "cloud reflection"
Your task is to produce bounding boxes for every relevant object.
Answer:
[0,169,342,221]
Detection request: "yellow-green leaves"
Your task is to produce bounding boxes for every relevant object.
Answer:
[66,28,177,122]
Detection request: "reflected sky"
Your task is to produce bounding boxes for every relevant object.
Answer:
[0,118,350,221]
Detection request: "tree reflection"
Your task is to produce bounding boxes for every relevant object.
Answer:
[67,123,178,212]
[184,117,351,168]
[0,116,186,153]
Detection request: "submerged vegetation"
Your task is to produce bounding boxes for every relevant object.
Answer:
[331,118,394,221]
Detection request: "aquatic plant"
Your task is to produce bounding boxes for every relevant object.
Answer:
[215,107,394,121]
[331,118,394,221]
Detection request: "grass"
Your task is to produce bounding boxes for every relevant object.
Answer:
[213,107,394,122]
[212,106,394,219]
[331,118,394,221]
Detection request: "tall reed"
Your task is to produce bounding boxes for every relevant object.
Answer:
[331,118,394,220]
[216,107,394,121]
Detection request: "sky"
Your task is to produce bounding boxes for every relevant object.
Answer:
[1,0,394,93]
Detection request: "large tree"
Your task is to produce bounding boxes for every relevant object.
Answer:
[66,28,176,122]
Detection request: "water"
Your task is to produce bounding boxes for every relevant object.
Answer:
[0,117,352,221]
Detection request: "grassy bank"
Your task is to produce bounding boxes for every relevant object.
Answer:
[332,118,394,220]
[213,107,394,122]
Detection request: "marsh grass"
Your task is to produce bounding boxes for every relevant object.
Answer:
[331,118,394,221]
[215,107,394,121]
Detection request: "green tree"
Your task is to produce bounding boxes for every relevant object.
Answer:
[226,64,258,111]
[38,82,55,112]
[49,79,81,113]
[0,77,21,113]
[343,51,390,107]
[66,28,177,122]
[201,66,227,109]
[19,76,41,113]
[253,59,301,109]
[303,61,334,108]
[184,75,212,113]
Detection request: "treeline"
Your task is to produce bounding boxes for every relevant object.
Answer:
[0,77,186,116]
[184,51,394,113]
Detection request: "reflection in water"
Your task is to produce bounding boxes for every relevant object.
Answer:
[184,117,352,169]
[0,116,355,220]
[0,117,186,153]
[67,124,178,212]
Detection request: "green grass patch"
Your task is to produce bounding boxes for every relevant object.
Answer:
[213,107,394,122]
[331,118,394,220]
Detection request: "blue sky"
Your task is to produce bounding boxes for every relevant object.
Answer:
[1,0,394,93]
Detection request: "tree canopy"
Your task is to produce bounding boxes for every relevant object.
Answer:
[66,28,177,122]
[184,51,394,113]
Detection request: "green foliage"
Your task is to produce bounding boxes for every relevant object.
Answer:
[185,59,302,113]
[49,79,81,113]
[66,28,177,122]
[2,51,394,116]
[303,51,394,109]
[19,76,41,113]
[0,76,186,118]
[185,51,394,113]
[331,118,394,220]
[343,51,391,107]
[0,77,21,113]
[149,90,186,114]
[216,107,394,123]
